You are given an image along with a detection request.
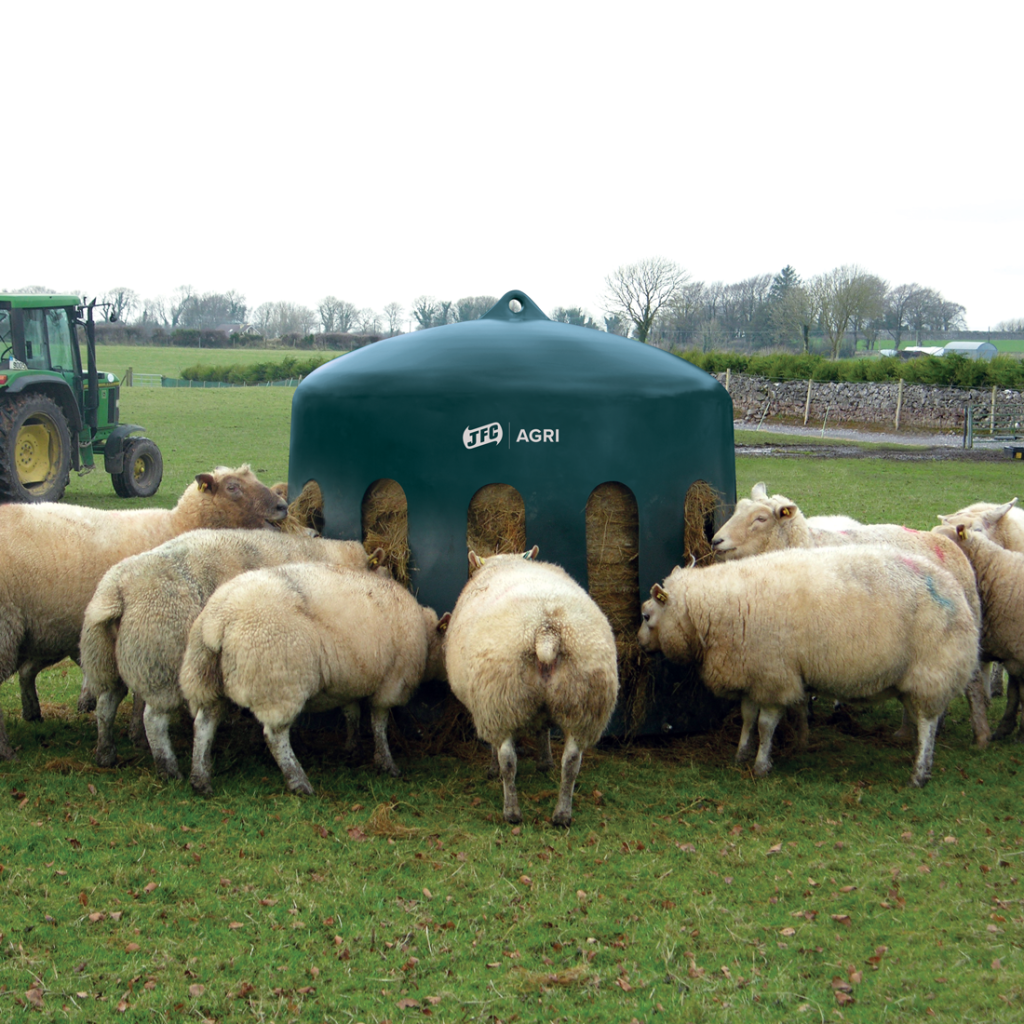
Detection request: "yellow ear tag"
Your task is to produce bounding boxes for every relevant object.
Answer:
[655,590,668,604]
[779,507,792,518]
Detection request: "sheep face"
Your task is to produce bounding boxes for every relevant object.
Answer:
[638,582,670,652]
[711,482,800,559]
[425,611,451,682]
[192,465,289,529]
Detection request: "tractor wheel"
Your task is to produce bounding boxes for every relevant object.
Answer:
[0,393,72,503]
[112,437,163,498]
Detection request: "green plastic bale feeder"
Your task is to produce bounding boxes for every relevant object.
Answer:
[288,290,736,737]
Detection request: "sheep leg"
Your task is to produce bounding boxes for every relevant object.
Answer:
[535,728,555,771]
[370,705,401,777]
[909,714,940,787]
[129,697,149,750]
[487,744,500,778]
[262,722,313,795]
[189,707,222,795]
[18,660,44,722]
[753,705,784,778]
[551,735,582,828]
[735,697,760,764]
[342,701,360,754]
[892,705,915,743]
[987,661,1005,699]
[77,676,97,714]
[94,681,128,768]
[964,669,991,748]
[143,704,181,780]
[497,737,522,825]
[993,674,1022,741]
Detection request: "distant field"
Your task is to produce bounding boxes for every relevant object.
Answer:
[95,344,342,380]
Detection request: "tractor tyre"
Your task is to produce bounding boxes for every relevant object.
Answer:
[0,393,72,503]
[113,437,163,499]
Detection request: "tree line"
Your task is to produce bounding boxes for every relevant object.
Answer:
[26,261,1020,357]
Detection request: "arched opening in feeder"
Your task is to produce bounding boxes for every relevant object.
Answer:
[361,478,410,586]
[466,483,526,566]
[683,479,721,566]
[281,479,326,536]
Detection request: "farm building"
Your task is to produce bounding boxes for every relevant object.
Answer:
[941,340,999,360]
[287,291,737,736]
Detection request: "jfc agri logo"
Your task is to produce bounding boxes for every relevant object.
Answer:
[463,422,503,450]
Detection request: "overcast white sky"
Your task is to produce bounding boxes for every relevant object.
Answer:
[5,1,1022,330]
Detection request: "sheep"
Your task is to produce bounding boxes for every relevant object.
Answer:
[180,564,449,795]
[82,530,380,779]
[638,545,980,787]
[937,498,1024,700]
[443,547,619,827]
[0,465,288,760]
[935,501,1024,741]
[711,481,990,747]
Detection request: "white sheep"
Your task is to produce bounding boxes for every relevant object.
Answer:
[180,564,449,795]
[0,465,288,760]
[82,530,380,779]
[711,481,990,747]
[638,545,980,787]
[443,547,619,827]
[937,498,1024,702]
[935,500,1024,741]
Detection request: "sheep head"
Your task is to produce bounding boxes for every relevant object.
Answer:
[711,482,801,559]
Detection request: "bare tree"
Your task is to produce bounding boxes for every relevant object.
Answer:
[603,257,689,344]
[383,301,404,334]
[455,296,497,322]
[102,287,139,323]
[318,296,343,333]
[883,283,922,349]
[412,296,439,330]
[357,308,382,334]
[808,265,884,359]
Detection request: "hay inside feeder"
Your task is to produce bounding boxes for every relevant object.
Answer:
[467,483,526,560]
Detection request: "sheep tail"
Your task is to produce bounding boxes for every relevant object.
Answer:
[180,622,225,716]
[79,584,125,694]
[535,621,562,679]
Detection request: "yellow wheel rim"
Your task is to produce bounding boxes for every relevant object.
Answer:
[15,421,59,485]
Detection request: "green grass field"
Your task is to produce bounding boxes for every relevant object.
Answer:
[95,344,341,382]
[2,389,1023,1022]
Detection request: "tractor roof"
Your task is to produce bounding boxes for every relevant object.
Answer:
[0,294,82,310]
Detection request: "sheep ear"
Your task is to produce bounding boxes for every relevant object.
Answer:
[777,503,796,519]
[933,524,956,542]
[437,612,452,633]
[984,499,1018,526]
[652,583,669,604]
[524,545,539,560]
[468,550,485,571]
[195,473,215,493]
[367,546,385,569]
[956,523,968,540]
[751,482,768,499]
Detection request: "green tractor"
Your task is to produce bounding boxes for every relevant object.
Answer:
[0,294,163,503]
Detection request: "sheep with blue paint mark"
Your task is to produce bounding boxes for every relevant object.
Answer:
[638,544,980,787]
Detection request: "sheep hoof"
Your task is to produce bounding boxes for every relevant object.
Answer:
[909,774,930,788]
[536,758,555,772]
[551,811,572,828]
[752,763,773,778]
[190,776,213,796]
[288,779,315,796]
[77,694,97,714]
[504,811,522,825]
[95,748,117,769]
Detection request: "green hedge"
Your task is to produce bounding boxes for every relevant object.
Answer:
[180,354,337,384]
[679,350,1024,389]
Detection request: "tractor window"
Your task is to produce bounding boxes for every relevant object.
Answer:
[22,309,48,369]
[0,310,10,354]
[45,308,75,371]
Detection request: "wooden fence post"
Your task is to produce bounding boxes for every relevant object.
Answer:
[894,378,904,430]
[803,379,813,426]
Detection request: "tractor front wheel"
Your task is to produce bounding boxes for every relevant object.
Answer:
[0,394,72,503]
[112,436,163,498]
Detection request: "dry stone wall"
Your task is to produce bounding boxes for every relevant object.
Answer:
[717,373,1024,435]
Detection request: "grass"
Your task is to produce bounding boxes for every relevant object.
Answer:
[3,392,1023,1021]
